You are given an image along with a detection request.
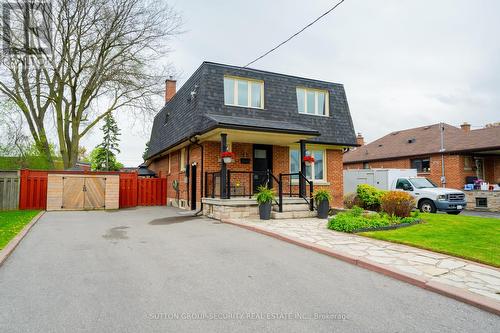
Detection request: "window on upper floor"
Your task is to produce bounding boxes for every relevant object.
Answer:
[411,157,430,173]
[224,77,264,109]
[296,88,329,116]
[290,148,326,181]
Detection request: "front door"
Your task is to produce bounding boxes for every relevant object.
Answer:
[253,144,272,193]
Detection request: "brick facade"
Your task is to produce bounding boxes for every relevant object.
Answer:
[149,142,346,209]
[344,154,500,190]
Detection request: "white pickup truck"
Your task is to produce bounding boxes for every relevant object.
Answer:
[344,169,467,214]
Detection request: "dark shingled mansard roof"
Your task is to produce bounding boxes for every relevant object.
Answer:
[344,123,500,163]
[146,62,357,160]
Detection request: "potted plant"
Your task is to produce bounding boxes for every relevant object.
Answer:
[255,185,276,220]
[303,155,315,167]
[314,189,332,219]
[221,151,235,164]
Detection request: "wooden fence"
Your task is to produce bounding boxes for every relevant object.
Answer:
[0,171,20,210]
[1,169,167,210]
[19,170,48,210]
[119,173,167,207]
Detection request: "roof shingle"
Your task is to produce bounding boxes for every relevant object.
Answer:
[344,123,500,163]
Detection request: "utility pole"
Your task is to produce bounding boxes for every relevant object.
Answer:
[439,122,446,187]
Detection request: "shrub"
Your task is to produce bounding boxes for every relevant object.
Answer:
[343,192,361,209]
[314,189,332,203]
[254,185,276,205]
[356,184,384,211]
[380,191,415,218]
[327,207,390,233]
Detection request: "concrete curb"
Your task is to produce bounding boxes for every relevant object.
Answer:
[0,211,45,267]
[222,218,500,316]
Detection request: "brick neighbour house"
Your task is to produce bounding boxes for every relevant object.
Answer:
[344,123,500,190]
[145,62,358,213]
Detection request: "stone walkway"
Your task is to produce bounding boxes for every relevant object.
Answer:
[230,217,500,304]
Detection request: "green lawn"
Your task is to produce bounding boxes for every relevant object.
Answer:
[359,213,500,267]
[0,210,40,251]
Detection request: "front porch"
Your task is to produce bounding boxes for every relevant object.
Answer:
[200,130,322,220]
[202,196,317,220]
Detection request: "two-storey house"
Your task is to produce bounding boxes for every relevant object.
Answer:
[144,62,357,217]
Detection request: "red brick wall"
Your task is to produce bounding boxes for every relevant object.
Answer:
[344,158,410,170]
[150,142,346,209]
[493,157,500,184]
[343,154,500,190]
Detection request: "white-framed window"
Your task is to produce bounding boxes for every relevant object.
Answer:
[290,148,326,181]
[296,88,329,116]
[224,76,264,109]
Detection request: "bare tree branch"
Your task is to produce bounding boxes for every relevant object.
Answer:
[0,0,182,167]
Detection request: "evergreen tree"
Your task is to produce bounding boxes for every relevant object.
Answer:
[142,141,150,161]
[91,114,121,171]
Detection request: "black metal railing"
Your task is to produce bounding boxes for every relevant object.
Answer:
[226,170,279,205]
[204,169,313,213]
[278,172,314,212]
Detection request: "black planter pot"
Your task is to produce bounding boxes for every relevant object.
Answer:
[259,201,272,220]
[317,199,330,219]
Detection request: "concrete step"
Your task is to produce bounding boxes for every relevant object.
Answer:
[281,197,308,204]
[271,210,317,219]
[272,203,310,212]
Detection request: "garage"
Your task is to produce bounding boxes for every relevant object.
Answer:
[47,173,119,211]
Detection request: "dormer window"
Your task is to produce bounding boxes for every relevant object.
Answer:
[224,76,264,109]
[296,88,329,116]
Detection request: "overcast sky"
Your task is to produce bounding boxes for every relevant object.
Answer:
[81,0,500,166]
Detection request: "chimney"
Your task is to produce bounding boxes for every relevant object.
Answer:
[460,122,471,132]
[165,77,176,102]
[356,133,364,146]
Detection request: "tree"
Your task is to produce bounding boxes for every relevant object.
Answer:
[0,0,182,168]
[98,113,121,170]
[89,147,123,171]
[142,141,150,161]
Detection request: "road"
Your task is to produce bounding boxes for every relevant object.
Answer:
[0,207,498,332]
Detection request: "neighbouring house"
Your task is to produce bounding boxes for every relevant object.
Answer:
[343,123,500,211]
[66,160,91,171]
[144,62,357,217]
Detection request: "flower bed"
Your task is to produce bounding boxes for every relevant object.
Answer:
[327,206,421,233]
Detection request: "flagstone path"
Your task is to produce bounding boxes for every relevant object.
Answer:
[230,217,500,303]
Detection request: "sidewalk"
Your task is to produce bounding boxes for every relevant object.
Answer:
[223,217,500,313]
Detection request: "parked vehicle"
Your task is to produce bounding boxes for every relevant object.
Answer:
[344,169,467,214]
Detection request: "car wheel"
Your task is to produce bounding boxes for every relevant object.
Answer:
[419,199,436,213]
[447,211,461,215]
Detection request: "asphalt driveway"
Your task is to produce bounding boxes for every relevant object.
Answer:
[0,207,498,333]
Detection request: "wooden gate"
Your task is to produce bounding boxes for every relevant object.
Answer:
[61,176,106,210]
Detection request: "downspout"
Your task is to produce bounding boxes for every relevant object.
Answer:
[189,136,204,216]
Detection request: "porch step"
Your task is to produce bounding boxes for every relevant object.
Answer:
[272,203,310,212]
[281,197,308,204]
[271,210,317,219]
